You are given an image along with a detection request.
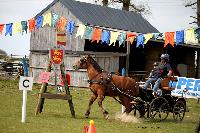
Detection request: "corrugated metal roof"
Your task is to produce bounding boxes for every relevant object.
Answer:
[37,0,159,33]
[60,0,159,33]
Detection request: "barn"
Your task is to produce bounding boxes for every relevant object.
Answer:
[29,0,200,87]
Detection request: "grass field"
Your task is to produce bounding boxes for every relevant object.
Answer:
[0,79,199,133]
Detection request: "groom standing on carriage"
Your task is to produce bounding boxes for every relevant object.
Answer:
[143,54,173,96]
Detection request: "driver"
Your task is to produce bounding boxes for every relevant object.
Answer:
[143,54,173,96]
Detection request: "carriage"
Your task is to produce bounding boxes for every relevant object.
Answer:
[73,55,187,121]
[133,77,187,121]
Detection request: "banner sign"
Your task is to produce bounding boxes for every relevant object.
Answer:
[38,72,51,83]
[57,32,66,46]
[59,74,70,86]
[170,77,200,99]
[49,49,64,66]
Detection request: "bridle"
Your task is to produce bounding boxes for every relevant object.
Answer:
[74,56,87,70]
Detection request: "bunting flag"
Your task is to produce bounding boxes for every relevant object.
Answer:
[109,31,119,45]
[185,28,198,44]
[127,33,136,44]
[57,31,66,46]
[13,22,21,34]
[0,24,4,35]
[52,13,59,28]
[176,30,184,45]
[101,30,110,44]
[56,16,67,32]
[164,32,175,47]
[144,33,153,44]
[91,28,102,43]
[5,23,13,36]
[153,33,160,40]
[36,16,44,29]
[136,34,145,47]
[28,18,36,32]
[118,32,126,46]
[2,11,200,49]
[21,21,28,35]
[67,21,75,35]
[84,26,93,40]
[76,24,86,38]
[43,12,52,27]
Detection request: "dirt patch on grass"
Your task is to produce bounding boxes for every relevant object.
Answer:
[115,113,141,123]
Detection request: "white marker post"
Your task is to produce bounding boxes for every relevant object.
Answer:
[19,76,33,123]
[121,68,126,113]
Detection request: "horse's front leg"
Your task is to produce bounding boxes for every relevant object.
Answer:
[97,94,109,119]
[85,93,97,118]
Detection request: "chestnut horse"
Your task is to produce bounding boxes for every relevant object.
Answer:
[73,55,143,119]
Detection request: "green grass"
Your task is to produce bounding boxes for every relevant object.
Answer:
[0,79,199,133]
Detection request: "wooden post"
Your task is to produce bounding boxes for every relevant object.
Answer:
[35,61,52,115]
[60,63,75,117]
[126,41,130,76]
[196,1,200,103]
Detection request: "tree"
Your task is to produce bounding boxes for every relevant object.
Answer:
[0,49,7,59]
[99,0,150,16]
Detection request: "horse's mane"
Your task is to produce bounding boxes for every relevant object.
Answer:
[87,56,103,73]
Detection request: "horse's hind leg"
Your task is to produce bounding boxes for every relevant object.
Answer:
[85,93,97,118]
[119,96,132,114]
[97,95,109,119]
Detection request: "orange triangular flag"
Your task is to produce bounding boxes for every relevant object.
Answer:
[56,16,67,32]
[91,28,102,43]
[127,33,136,44]
[164,32,175,47]
[28,18,36,32]
[0,24,5,34]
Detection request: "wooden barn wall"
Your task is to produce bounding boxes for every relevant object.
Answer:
[29,53,119,87]
[182,48,195,77]
[144,44,163,74]
[30,2,85,52]
[144,44,196,78]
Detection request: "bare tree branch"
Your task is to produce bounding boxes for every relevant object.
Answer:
[190,16,197,19]
[185,2,197,7]
[189,21,197,24]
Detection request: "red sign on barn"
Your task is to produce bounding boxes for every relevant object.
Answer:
[49,49,64,65]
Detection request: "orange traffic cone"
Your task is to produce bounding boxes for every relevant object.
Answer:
[83,123,88,133]
[88,120,96,133]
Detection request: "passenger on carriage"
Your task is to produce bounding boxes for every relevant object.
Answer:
[143,54,173,96]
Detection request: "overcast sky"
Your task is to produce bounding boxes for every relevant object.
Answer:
[0,0,196,56]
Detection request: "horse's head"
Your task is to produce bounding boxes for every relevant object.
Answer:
[73,55,90,70]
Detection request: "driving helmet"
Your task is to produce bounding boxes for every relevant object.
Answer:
[160,54,169,61]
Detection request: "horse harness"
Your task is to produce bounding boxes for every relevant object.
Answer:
[88,72,112,86]
[87,72,139,102]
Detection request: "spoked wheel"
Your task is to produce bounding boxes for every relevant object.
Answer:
[149,97,170,121]
[173,101,186,121]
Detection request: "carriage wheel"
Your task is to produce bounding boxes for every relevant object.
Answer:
[149,97,169,121]
[173,101,185,121]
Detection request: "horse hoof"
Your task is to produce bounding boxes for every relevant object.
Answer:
[85,111,90,118]
[103,111,109,119]
[104,114,109,120]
